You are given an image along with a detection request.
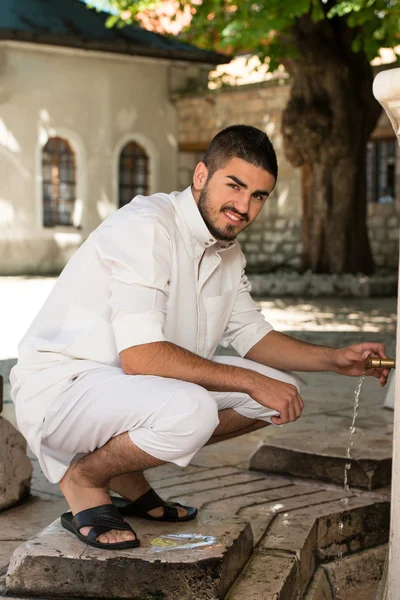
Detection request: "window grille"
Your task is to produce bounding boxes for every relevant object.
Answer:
[42,137,76,227]
[366,138,396,203]
[119,142,149,208]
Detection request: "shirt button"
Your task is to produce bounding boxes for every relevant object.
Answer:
[209,238,214,242]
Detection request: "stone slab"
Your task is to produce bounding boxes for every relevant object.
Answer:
[228,550,299,600]
[240,488,345,546]
[249,429,392,489]
[0,542,21,573]
[0,496,68,541]
[6,513,253,599]
[260,513,317,596]
[0,417,32,511]
[323,544,387,600]
[156,471,266,497]
[304,568,333,600]
[155,466,241,489]
[168,477,290,509]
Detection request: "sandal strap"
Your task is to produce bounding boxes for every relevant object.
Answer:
[130,488,165,513]
[86,519,134,543]
[161,504,179,520]
[72,504,125,530]
[72,504,136,543]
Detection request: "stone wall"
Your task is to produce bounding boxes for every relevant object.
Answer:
[237,217,302,272]
[175,80,400,273]
[368,203,399,269]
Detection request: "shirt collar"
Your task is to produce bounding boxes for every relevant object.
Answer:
[174,186,220,250]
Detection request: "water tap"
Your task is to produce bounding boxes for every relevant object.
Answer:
[365,356,396,370]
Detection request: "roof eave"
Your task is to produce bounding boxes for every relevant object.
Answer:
[0,30,231,65]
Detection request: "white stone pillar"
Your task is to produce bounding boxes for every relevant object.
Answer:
[373,67,400,599]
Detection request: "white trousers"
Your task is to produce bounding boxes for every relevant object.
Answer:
[41,356,298,481]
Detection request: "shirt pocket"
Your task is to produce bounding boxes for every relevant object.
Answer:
[203,290,235,356]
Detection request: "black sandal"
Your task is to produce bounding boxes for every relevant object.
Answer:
[111,488,198,522]
[61,504,140,550]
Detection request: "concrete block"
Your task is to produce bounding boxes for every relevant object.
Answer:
[260,512,317,595]
[0,417,32,511]
[315,499,390,561]
[249,429,392,489]
[323,544,387,600]
[228,550,300,600]
[304,568,333,600]
[6,514,253,599]
[0,541,22,572]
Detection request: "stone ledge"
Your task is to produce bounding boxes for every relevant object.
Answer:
[0,417,32,511]
[248,272,398,298]
[229,495,388,599]
[6,514,253,600]
[249,429,392,490]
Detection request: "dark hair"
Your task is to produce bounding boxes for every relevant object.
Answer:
[202,124,278,180]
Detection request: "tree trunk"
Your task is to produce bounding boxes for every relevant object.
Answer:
[281,15,381,274]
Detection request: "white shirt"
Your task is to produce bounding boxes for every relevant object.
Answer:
[11,187,273,472]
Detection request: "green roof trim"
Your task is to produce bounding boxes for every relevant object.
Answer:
[0,0,230,65]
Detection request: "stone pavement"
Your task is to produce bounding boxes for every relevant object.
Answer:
[0,277,396,598]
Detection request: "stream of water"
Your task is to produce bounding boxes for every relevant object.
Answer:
[335,373,366,593]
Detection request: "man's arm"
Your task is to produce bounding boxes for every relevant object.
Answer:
[245,330,390,386]
[245,331,335,371]
[120,341,304,424]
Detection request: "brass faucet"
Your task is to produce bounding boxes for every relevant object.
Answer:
[365,357,396,370]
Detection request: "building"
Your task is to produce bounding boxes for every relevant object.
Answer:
[0,0,228,274]
[175,75,400,272]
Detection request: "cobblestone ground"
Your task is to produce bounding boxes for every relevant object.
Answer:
[0,277,396,598]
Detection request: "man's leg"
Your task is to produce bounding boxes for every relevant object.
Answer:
[207,408,268,444]
[61,433,164,544]
[43,368,219,543]
[109,408,268,508]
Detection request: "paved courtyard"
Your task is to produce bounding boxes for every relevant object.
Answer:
[0,276,397,598]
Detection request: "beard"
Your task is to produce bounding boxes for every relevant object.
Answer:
[197,185,247,242]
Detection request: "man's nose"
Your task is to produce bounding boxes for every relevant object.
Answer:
[233,194,251,215]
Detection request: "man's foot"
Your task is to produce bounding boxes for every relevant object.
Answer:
[109,471,190,519]
[60,463,137,544]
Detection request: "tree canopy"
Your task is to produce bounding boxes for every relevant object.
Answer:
[98,0,400,70]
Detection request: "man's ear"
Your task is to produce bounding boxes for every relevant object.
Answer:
[193,162,209,192]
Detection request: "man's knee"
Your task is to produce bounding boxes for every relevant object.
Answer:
[154,384,219,456]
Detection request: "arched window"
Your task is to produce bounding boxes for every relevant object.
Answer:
[119,141,149,208]
[42,137,76,227]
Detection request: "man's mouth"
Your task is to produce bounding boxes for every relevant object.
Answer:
[223,209,246,224]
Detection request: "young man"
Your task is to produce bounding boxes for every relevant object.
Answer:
[11,125,388,549]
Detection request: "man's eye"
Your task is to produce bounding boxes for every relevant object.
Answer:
[228,183,239,190]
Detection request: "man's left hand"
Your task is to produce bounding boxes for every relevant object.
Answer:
[332,342,390,386]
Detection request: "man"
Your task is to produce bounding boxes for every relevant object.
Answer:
[11,125,389,550]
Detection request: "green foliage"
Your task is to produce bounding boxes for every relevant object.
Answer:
[94,0,400,64]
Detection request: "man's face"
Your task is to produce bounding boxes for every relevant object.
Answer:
[193,157,276,241]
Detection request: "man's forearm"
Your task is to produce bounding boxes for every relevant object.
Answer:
[245,330,336,372]
[120,341,258,393]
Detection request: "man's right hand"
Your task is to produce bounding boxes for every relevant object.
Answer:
[248,374,304,425]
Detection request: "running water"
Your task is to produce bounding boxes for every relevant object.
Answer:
[335,372,366,592]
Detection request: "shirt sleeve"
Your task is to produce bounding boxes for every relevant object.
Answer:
[220,254,274,357]
[96,215,172,353]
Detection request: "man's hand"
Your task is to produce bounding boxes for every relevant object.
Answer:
[248,374,304,425]
[331,342,390,386]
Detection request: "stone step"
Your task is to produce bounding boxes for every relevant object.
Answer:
[0,416,32,511]
[5,467,390,600]
[6,513,253,600]
[227,486,389,599]
[304,544,387,600]
[249,429,392,490]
